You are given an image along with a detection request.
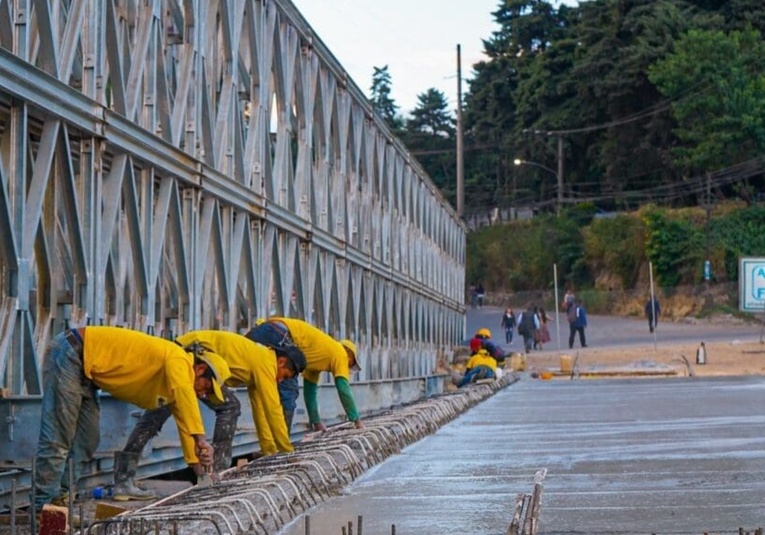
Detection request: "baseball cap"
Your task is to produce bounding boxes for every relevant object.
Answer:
[340,339,360,372]
[195,352,231,404]
[274,345,307,375]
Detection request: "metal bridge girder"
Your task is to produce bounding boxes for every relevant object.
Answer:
[0,0,465,403]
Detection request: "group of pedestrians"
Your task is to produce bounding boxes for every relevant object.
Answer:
[495,288,662,354]
[33,318,364,511]
[500,305,553,354]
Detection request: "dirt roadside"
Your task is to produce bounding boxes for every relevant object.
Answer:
[522,337,765,377]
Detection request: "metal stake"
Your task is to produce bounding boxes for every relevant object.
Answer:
[68,457,74,535]
[305,515,311,535]
[10,479,16,535]
[357,515,363,535]
[30,458,37,535]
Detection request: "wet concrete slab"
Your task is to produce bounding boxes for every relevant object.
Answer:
[280,376,765,535]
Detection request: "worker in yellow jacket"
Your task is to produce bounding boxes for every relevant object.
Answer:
[34,327,229,510]
[246,317,363,432]
[452,339,498,388]
[113,330,306,500]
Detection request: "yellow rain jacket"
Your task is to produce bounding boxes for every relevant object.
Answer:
[176,331,292,456]
[82,326,205,464]
[269,317,359,423]
[465,350,498,372]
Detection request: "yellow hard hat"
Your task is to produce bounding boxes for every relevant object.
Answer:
[476,328,492,338]
[195,352,232,404]
[340,339,360,371]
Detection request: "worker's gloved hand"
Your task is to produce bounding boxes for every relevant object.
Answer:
[312,422,328,432]
[353,419,365,429]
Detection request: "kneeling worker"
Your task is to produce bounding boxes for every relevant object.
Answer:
[453,339,498,388]
[113,330,306,500]
[34,326,228,510]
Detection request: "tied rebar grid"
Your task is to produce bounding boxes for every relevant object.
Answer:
[80,377,514,535]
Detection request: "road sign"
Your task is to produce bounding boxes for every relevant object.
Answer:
[739,257,765,312]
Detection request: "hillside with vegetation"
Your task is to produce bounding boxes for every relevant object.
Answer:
[370,0,765,220]
[465,203,765,317]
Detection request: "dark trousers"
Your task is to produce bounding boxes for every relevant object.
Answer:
[568,325,586,349]
[245,323,302,430]
[122,385,241,471]
[647,315,657,332]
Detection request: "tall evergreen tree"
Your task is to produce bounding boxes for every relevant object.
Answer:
[369,65,403,132]
[408,89,454,137]
[402,89,457,204]
[648,27,765,200]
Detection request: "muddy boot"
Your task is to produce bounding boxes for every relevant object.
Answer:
[112,452,156,501]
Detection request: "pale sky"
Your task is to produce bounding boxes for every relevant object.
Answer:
[291,0,580,115]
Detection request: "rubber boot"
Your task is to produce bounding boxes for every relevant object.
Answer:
[112,452,156,501]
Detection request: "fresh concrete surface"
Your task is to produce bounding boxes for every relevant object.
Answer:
[280,375,765,534]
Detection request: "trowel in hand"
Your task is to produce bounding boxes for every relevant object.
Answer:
[196,467,216,488]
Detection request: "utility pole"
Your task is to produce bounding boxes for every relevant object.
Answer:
[556,134,564,216]
[456,44,464,218]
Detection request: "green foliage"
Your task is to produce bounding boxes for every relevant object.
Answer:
[583,214,646,288]
[399,89,457,202]
[467,204,765,295]
[643,208,704,287]
[407,89,454,137]
[648,28,765,174]
[466,210,592,293]
[711,206,765,279]
[369,66,404,132]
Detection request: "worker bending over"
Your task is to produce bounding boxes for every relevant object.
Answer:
[113,330,306,500]
[246,317,364,432]
[34,327,228,510]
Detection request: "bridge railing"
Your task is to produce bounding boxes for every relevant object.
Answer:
[0,0,465,404]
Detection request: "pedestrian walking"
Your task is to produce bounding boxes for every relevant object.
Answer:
[516,305,540,355]
[534,307,552,350]
[500,307,516,345]
[568,299,588,349]
[476,283,485,308]
[562,287,576,313]
[645,296,661,333]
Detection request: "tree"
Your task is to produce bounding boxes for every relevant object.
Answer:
[648,28,765,176]
[369,65,403,132]
[408,89,454,138]
[401,89,456,203]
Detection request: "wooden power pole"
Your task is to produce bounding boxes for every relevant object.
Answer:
[456,44,464,218]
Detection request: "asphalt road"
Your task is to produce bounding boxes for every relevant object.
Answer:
[466,305,763,352]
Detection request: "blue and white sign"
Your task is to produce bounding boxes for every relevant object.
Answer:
[739,257,765,312]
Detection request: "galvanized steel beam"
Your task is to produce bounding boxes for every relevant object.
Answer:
[0,0,465,478]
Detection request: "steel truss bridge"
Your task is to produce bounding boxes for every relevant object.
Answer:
[0,0,465,501]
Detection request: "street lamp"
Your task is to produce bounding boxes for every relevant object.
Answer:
[513,158,562,215]
[520,130,565,216]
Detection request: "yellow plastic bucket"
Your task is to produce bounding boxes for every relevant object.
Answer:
[509,353,526,371]
[560,355,573,374]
